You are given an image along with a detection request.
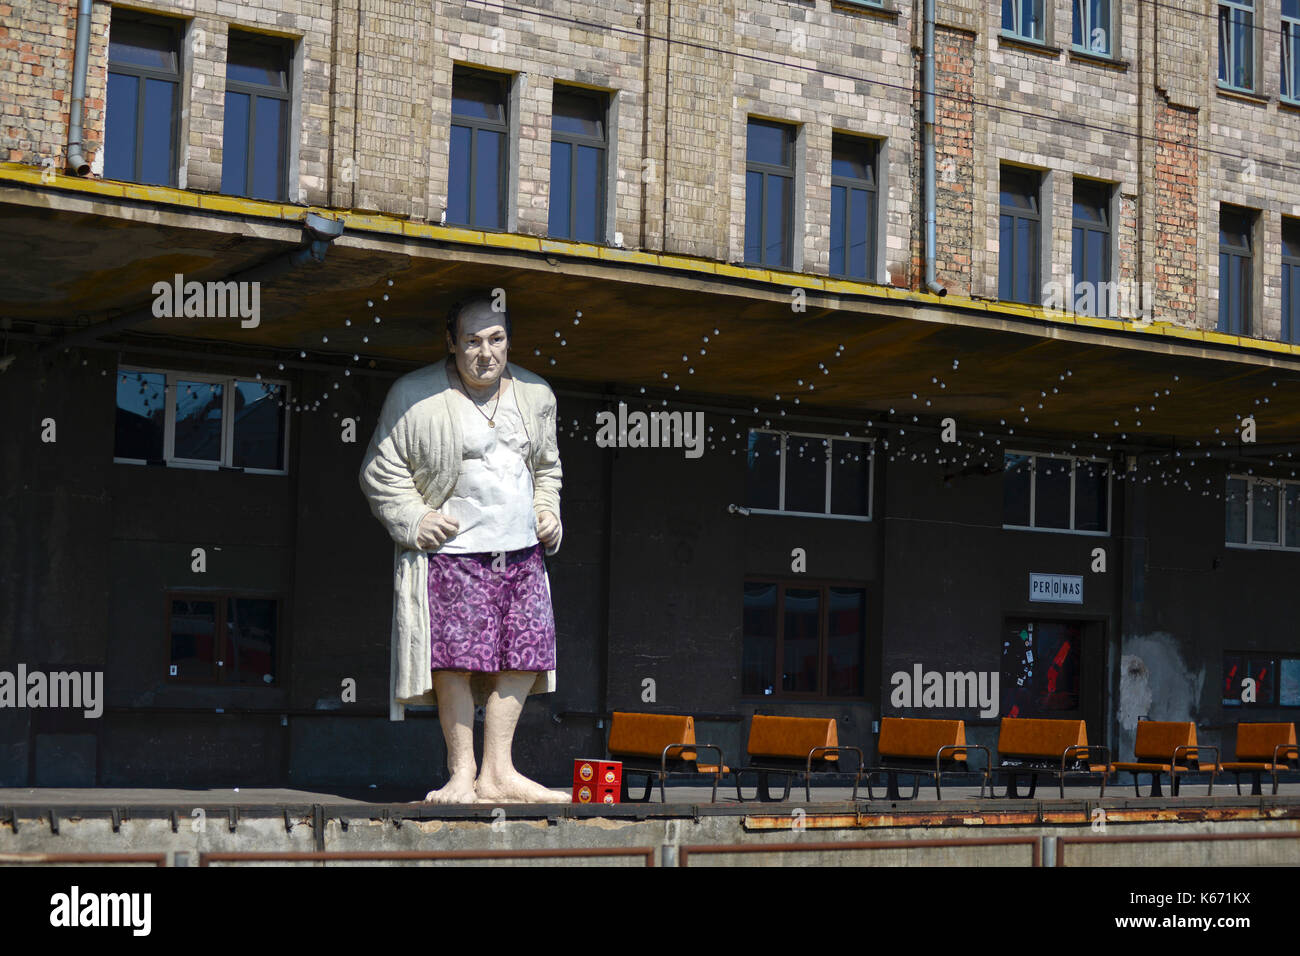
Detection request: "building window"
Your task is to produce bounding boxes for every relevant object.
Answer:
[167,591,278,684]
[449,67,509,230]
[1219,0,1256,90]
[1072,0,1112,55]
[744,119,795,269]
[829,134,878,281]
[220,31,292,201]
[1003,452,1110,533]
[1225,474,1300,549]
[549,86,607,243]
[1003,0,1046,42]
[1071,179,1111,316]
[1002,620,1083,716]
[1286,0,1300,101]
[742,581,866,698]
[114,367,290,473]
[999,167,1041,305]
[1218,205,1254,335]
[1284,219,1300,343]
[745,429,872,519]
[1223,653,1300,706]
[104,12,182,186]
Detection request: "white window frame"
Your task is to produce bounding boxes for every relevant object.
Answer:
[1003,450,1112,536]
[747,428,874,521]
[114,364,291,475]
[1225,473,1300,550]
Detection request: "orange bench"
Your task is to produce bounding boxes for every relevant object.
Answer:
[606,711,728,803]
[994,717,1111,798]
[1220,722,1298,796]
[733,715,864,802]
[868,717,989,800]
[1111,720,1220,797]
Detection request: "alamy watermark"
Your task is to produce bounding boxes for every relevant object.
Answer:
[152,273,261,328]
[890,665,999,718]
[0,665,103,718]
[1042,276,1153,323]
[595,402,705,459]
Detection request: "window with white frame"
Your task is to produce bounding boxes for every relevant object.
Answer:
[1003,0,1046,42]
[1219,0,1256,91]
[745,429,873,519]
[114,367,290,473]
[1003,451,1110,533]
[1072,0,1112,55]
[1226,474,1300,548]
[1286,0,1300,101]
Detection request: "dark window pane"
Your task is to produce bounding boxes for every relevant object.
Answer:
[747,120,790,167]
[830,439,869,516]
[785,435,827,514]
[232,381,285,470]
[1074,460,1108,531]
[1280,658,1300,706]
[452,73,506,122]
[1287,0,1299,18]
[742,582,778,696]
[1223,653,1245,706]
[1286,484,1300,548]
[175,380,223,461]
[1072,183,1107,224]
[1000,172,1038,211]
[548,141,571,237]
[1086,228,1107,288]
[221,90,250,195]
[227,37,288,90]
[1226,477,1247,543]
[763,174,790,266]
[574,144,602,242]
[744,171,763,263]
[1002,620,1081,716]
[1248,658,1276,704]
[552,89,603,138]
[109,19,178,72]
[831,139,872,182]
[1003,0,1016,32]
[1036,457,1072,529]
[448,124,472,225]
[830,184,846,275]
[999,214,1015,299]
[745,430,781,510]
[170,598,217,680]
[139,78,175,185]
[226,598,276,684]
[1220,208,1251,249]
[1014,217,1036,302]
[1003,453,1031,526]
[848,188,870,279]
[104,73,139,181]
[826,587,865,696]
[1072,0,1084,46]
[1287,264,1298,343]
[782,587,821,693]
[1284,220,1300,259]
[115,370,166,460]
[251,95,285,200]
[1252,481,1280,543]
[472,128,503,229]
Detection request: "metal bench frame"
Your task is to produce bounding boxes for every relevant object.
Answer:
[733,746,866,803]
[865,744,991,800]
[995,744,1112,799]
[616,743,727,804]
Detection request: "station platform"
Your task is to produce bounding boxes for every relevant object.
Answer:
[2,779,1299,865]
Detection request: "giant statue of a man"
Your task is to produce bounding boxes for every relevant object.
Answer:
[359,293,569,803]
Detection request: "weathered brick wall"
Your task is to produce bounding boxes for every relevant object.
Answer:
[1,0,108,169]
[1150,99,1198,328]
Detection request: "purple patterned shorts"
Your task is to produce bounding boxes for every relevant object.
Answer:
[427,543,556,673]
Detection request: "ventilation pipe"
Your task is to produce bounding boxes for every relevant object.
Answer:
[66,0,94,176]
[922,0,946,296]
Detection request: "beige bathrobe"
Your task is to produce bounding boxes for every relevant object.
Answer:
[358,358,563,720]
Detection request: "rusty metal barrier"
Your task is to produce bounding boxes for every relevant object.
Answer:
[1055,831,1300,866]
[678,835,1042,866]
[0,852,167,866]
[199,847,656,866]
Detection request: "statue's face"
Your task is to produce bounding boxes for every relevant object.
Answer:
[447,301,509,389]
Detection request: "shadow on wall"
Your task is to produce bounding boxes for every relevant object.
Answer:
[1117,634,1206,762]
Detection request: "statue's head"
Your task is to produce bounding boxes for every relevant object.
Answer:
[445,292,512,389]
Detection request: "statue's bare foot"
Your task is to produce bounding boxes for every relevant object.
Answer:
[418,771,478,805]
[475,768,570,804]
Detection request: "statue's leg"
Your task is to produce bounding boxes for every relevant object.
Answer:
[475,671,570,804]
[421,670,479,804]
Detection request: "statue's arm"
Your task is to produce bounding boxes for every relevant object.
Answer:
[532,388,563,555]
[358,385,433,551]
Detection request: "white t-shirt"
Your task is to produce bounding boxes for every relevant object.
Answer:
[437,381,539,554]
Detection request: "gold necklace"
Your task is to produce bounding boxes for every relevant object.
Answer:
[455,367,503,427]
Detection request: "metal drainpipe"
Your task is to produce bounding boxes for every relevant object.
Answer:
[922,0,946,296]
[66,0,94,175]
